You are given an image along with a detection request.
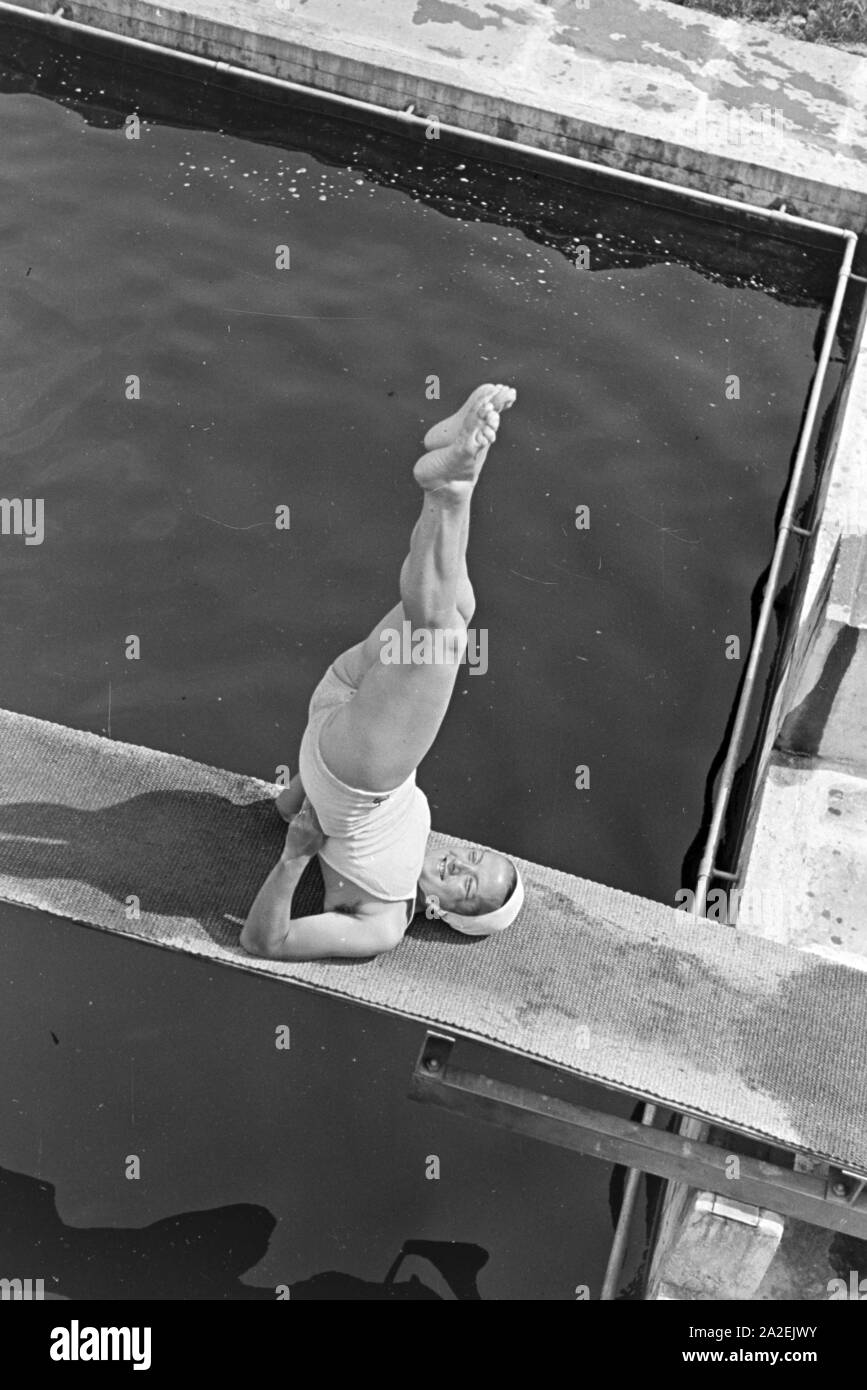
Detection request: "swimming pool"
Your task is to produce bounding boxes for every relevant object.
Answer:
[0,15,853,1298]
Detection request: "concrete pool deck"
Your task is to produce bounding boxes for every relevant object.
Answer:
[5,0,867,1300]
[8,0,867,238]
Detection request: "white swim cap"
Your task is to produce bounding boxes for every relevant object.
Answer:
[432,864,525,937]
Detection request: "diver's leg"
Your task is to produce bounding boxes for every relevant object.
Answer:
[320,385,513,791]
[325,399,499,693]
[422,383,515,452]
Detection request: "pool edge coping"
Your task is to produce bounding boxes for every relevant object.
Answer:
[3,0,867,239]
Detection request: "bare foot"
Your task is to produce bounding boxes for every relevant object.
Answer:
[423,383,516,451]
[413,384,511,494]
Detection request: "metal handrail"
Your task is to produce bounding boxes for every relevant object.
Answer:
[602,231,858,1300]
[692,231,856,918]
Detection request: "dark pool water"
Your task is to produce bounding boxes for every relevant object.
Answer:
[0,29,843,1298]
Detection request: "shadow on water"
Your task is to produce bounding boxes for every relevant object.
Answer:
[0,1163,276,1300]
[294,1241,488,1300]
[0,1165,487,1300]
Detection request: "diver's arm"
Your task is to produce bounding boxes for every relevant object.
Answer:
[241,799,407,960]
[242,894,405,961]
[240,847,406,960]
[240,852,314,956]
[240,800,320,954]
[274,771,306,821]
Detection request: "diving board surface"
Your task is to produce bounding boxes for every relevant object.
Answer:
[1,707,866,1172]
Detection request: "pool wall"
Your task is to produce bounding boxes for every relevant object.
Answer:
[5,0,867,1302]
[5,0,867,245]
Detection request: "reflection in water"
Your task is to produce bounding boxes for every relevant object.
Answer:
[0,1166,488,1300]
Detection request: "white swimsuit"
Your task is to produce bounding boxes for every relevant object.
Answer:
[297,657,431,905]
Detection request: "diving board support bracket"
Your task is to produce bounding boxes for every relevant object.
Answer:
[409,1032,867,1240]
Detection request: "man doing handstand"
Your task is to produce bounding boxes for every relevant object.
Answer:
[241,383,524,962]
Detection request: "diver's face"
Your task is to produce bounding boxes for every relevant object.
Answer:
[418,845,514,917]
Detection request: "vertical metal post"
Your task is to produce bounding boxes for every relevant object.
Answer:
[599,1103,657,1299]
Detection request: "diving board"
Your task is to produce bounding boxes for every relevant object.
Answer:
[1,707,867,1176]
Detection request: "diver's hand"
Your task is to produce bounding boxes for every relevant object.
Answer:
[281,800,325,861]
